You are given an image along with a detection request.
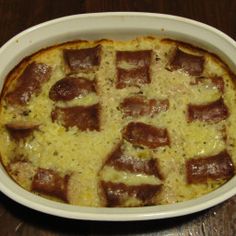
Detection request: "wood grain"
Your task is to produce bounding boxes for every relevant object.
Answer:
[0,0,236,235]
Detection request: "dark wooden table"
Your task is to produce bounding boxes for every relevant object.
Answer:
[0,0,236,235]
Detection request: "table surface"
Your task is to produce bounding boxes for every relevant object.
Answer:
[0,0,236,235]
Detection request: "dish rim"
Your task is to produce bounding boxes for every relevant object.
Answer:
[0,12,236,221]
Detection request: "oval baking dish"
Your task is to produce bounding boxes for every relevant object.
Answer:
[0,12,236,221]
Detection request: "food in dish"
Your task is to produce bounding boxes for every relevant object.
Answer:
[0,36,235,207]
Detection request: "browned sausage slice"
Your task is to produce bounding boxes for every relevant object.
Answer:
[123,122,170,149]
[5,62,52,105]
[186,151,235,184]
[49,77,96,101]
[51,104,100,131]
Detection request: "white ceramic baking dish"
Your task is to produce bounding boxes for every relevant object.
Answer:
[0,12,236,221]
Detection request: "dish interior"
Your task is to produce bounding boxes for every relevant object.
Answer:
[0,13,235,221]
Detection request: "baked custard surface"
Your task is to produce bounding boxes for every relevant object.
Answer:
[0,37,235,207]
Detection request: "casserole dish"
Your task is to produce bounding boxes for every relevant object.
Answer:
[0,12,235,221]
